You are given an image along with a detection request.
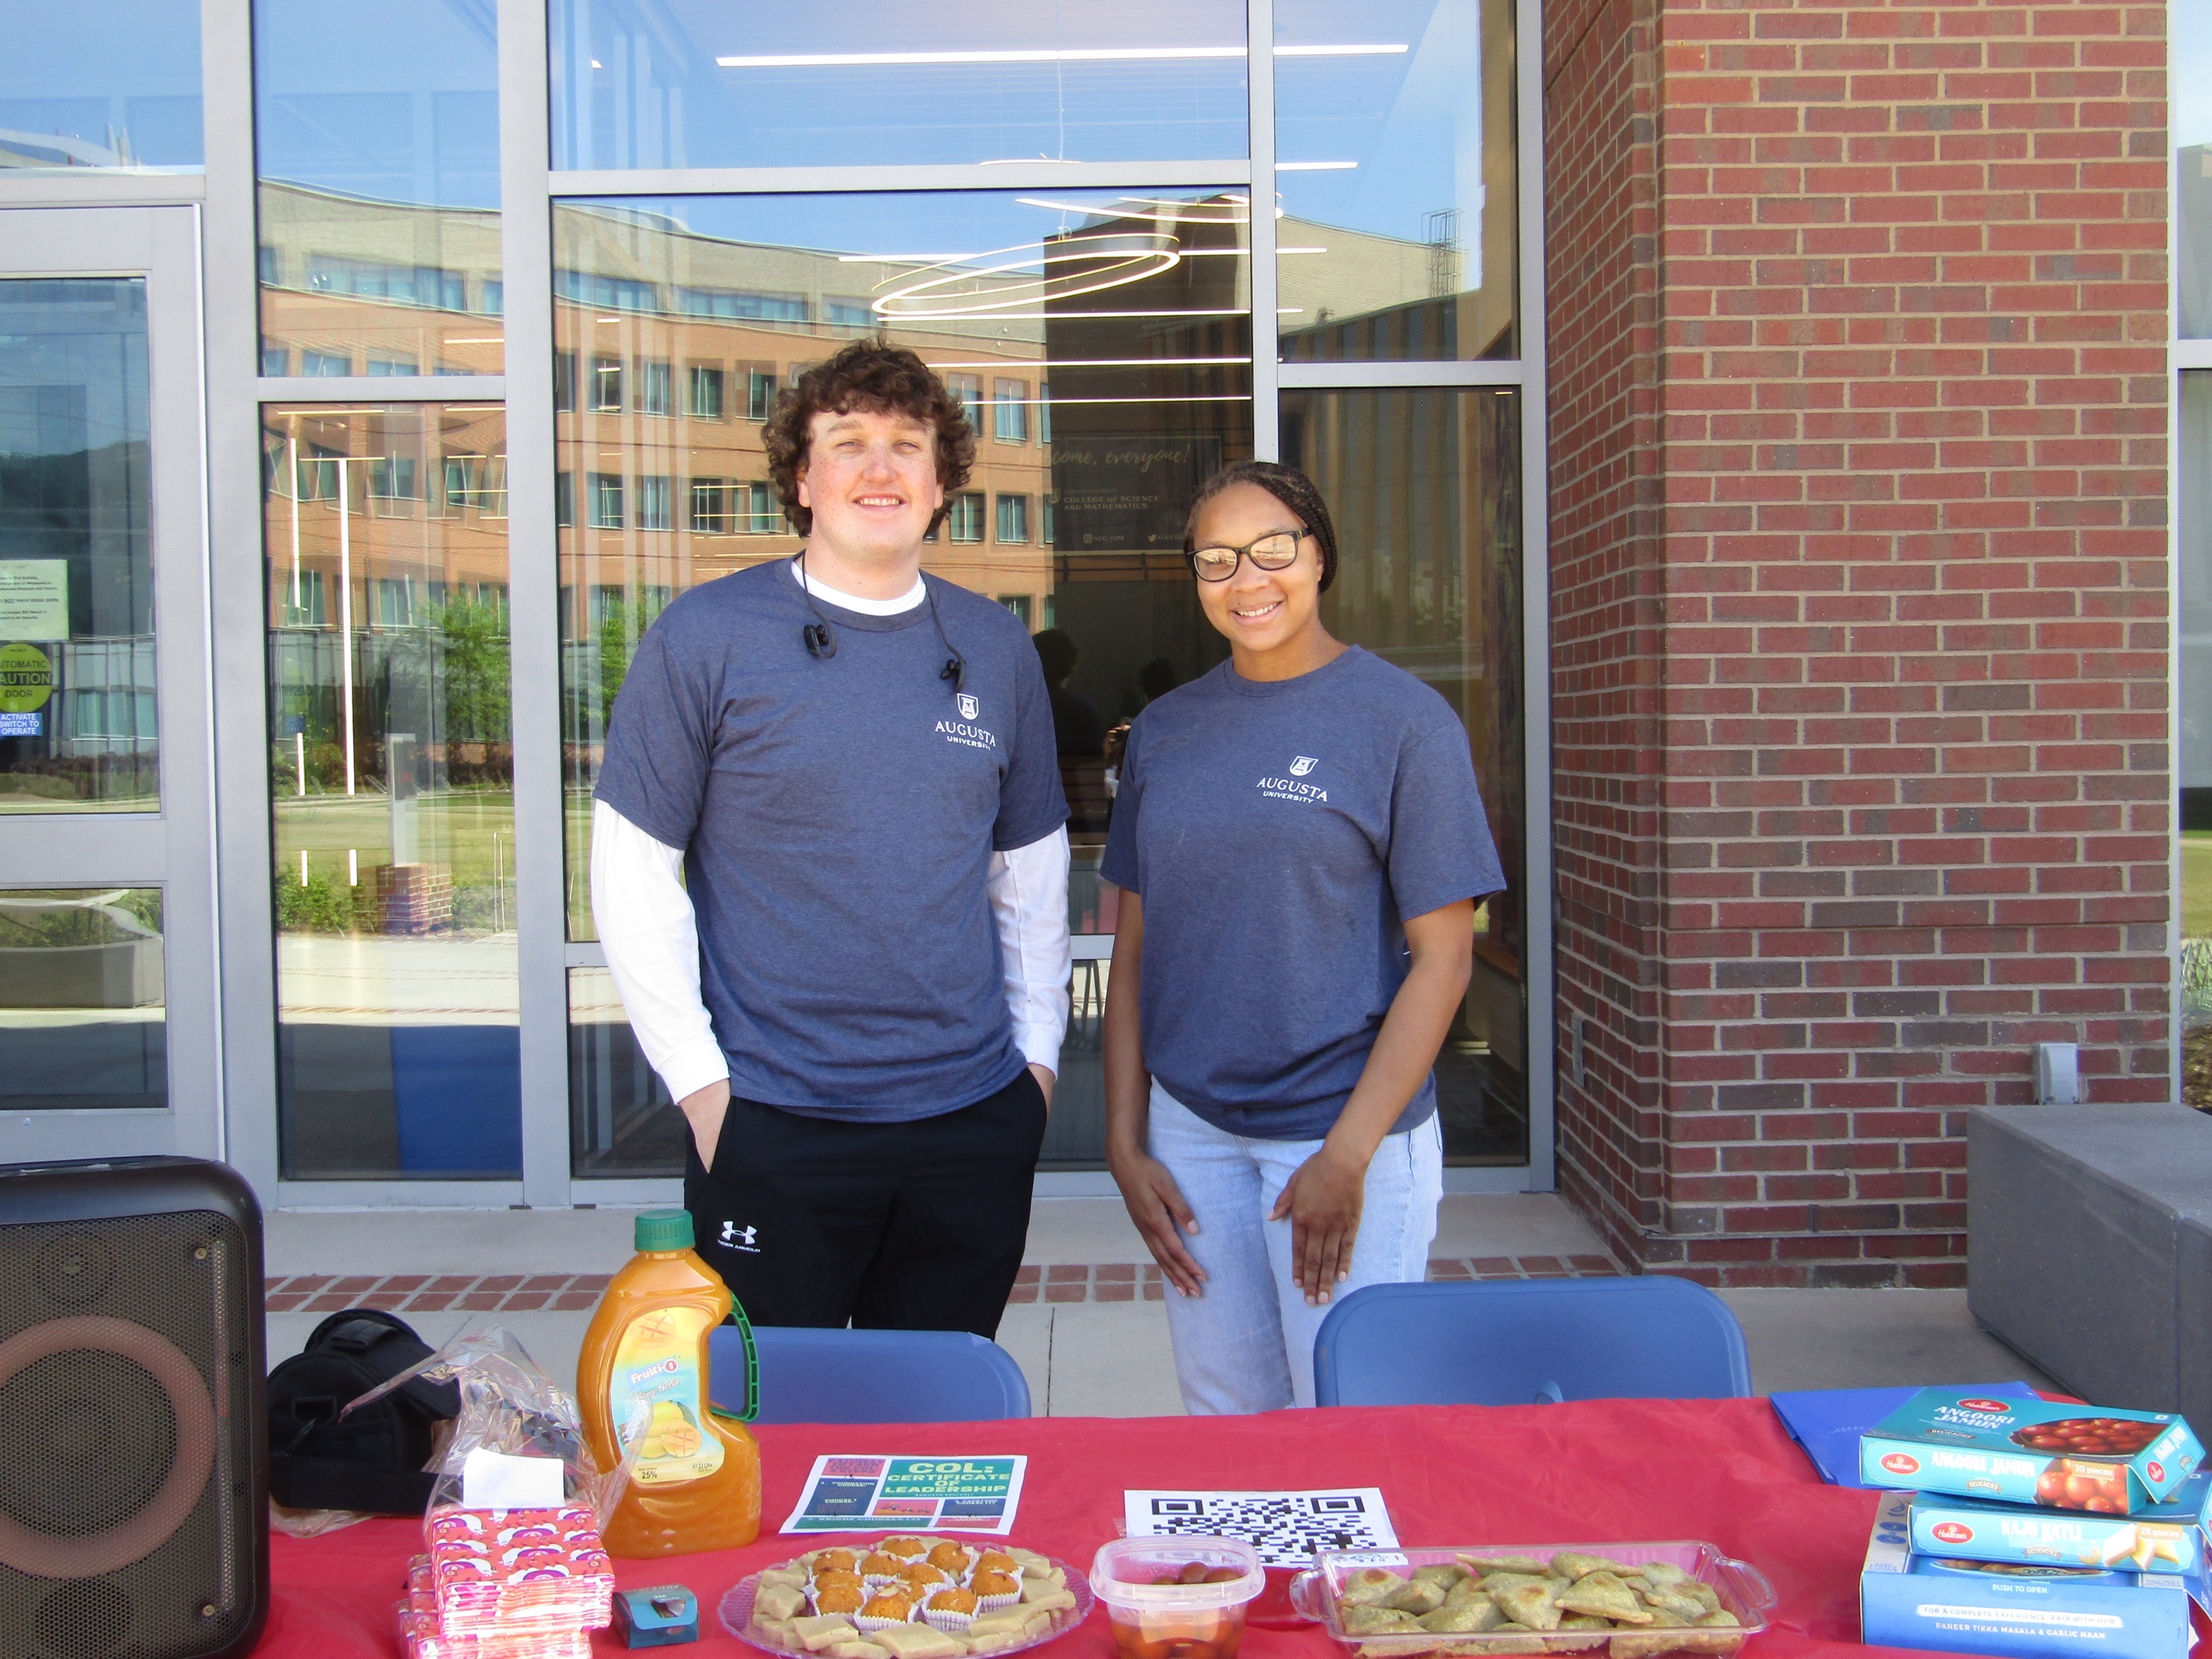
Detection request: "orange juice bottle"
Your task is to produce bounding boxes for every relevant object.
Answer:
[579,1208,761,1557]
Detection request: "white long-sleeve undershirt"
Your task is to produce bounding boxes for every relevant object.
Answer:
[589,558,1072,1105]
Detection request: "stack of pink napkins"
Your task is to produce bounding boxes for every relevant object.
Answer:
[393,1503,616,1658]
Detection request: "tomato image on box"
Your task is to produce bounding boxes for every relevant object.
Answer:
[1860,1392,2203,1512]
[1862,1492,2211,1659]
[1907,1470,2212,1572]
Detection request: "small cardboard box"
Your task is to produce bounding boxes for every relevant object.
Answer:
[1863,1492,2203,1659]
[1909,1471,2212,1573]
[1860,1391,2203,1511]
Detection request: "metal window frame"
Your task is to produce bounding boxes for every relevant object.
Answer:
[196,0,1554,1206]
[2174,119,2191,1107]
[0,204,222,1166]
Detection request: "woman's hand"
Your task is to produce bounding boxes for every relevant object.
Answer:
[1270,1144,1369,1304]
[1109,1149,1206,1298]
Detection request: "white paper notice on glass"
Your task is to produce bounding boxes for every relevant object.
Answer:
[1122,1488,1399,1568]
[460,1447,566,1510]
[0,561,68,641]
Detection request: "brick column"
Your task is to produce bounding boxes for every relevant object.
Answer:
[1545,0,2170,1285]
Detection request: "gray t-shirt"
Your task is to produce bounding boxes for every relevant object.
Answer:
[1100,647,1504,1141]
[595,560,1068,1121]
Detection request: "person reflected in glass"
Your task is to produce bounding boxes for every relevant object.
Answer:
[1100,460,1504,1413]
[1033,628,1105,757]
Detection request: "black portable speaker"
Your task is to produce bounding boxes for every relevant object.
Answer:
[0,1156,268,1659]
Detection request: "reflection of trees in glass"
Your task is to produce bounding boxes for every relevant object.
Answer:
[0,889,161,946]
[425,594,511,743]
[588,591,669,736]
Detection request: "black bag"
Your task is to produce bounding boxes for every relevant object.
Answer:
[267,1308,461,1516]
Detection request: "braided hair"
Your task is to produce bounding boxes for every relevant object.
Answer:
[1183,459,1339,593]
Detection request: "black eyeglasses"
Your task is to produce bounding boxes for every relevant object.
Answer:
[1188,529,1309,582]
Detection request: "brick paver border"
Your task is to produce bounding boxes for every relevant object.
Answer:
[265,1254,1621,1317]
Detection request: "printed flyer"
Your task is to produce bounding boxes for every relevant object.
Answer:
[779,1455,1027,1536]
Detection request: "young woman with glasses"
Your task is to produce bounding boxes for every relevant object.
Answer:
[1099,459,1505,1413]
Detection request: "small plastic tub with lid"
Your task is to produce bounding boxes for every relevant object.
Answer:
[1090,1537,1265,1659]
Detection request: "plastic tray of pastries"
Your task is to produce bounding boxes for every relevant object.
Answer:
[1287,1543,1774,1658]
[722,1538,1093,1659]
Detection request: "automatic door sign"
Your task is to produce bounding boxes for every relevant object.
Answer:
[0,641,52,737]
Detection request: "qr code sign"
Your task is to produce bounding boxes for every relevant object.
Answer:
[1123,1488,1399,1568]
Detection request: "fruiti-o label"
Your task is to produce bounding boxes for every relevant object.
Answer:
[608,1306,724,1486]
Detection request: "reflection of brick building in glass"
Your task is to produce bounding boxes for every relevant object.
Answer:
[547,201,1057,630]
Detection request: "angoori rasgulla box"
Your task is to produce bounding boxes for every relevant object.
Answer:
[1907,1470,2212,1573]
[1859,1391,2202,1511]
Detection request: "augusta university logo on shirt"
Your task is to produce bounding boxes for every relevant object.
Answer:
[936,691,998,751]
[1259,754,1327,803]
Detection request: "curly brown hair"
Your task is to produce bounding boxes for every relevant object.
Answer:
[1183,459,1339,592]
[762,339,976,537]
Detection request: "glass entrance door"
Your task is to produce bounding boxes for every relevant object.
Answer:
[0,207,217,1164]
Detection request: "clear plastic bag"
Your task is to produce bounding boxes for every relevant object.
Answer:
[345,1326,630,1524]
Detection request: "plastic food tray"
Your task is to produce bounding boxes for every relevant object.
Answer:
[720,1555,1095,1658]
[1287,1543,1775,1657]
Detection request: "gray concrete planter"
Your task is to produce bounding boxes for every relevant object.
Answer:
[1969,1105,2212,1426]
[0,936,164,1009]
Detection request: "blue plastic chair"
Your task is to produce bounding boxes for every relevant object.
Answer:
[708,1326,1032,1423]
[1312,1279,1753,1408]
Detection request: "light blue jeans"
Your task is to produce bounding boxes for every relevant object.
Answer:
[1147,1081,1444,1414]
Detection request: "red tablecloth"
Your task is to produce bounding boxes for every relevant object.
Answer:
[260,1399,1935,1659]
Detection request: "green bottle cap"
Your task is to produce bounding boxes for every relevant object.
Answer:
[634,1209,695,1252]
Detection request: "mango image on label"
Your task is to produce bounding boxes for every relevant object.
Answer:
[639,1399,703,1460]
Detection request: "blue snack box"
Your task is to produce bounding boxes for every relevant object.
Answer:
[613,1584,699,1647]
[1863,1492,2205,1659]
[1909,1470,2212,1573]
[1860,1391,2203,1511]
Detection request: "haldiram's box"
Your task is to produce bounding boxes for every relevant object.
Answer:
[1860,1391,2204,1512]
[1862,1493,2207,1659]
[1908,1471,2212,1573]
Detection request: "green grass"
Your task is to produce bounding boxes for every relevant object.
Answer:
[2185,833,2212,940]
[274,787,517,889]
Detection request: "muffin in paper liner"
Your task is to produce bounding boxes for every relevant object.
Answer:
[854,1592,917,1632]
[924,1588,980,1633]
[967,1571,1023,1615]
[926,1543,976,1580]
[812,1585,867,1619]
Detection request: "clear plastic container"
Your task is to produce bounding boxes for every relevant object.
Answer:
[1287,1542,1775,1657]
[1091,1537,1267,1659]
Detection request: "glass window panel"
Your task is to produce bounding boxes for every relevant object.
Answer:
[1280,386,1526,1165]
[255,0,502,375]
[549,0,1247,171]
[264,403,519,1180]
[687,365,724,420]
[569,966,679,1175]
[0,2,201,172]
[1275,0,1519,363]
[2182,375,2212,1104]
[994,379,1030,444]
[0,278,158,813]
[0,887,166,1110]
[2182,4,2212,338]
[554,189,1252,1175]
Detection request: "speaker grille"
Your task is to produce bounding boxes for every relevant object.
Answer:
[0,1210,257,1659]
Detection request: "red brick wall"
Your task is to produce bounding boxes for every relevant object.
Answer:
[1545,0,2171,1286]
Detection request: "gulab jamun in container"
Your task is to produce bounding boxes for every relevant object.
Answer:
[1089,1537,1265,1659]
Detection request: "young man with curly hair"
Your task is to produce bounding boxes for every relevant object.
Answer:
[589,340,1071,1335]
